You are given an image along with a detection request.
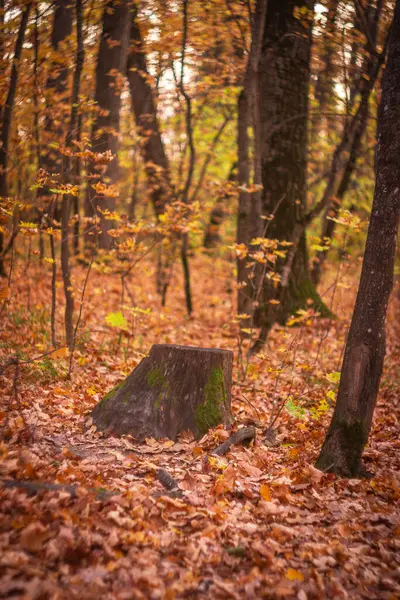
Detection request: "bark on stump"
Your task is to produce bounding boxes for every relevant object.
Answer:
[92,344,233,440]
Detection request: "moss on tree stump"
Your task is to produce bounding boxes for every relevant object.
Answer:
[92,344,233,440]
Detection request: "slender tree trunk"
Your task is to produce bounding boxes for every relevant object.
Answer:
[0,0,4,115]
[41,0,74,186]
[178,0,195,316]
[315,0,339,114]
[61,0,84,349]
[126,3,172,217]
[128,146,140,220]
[316,0,400,477]
[33,7,45,267]
[49,201,57,347]
[73,112,82,256]
[236,0,268,318]
[311,100,369,285]
[312,0,384,284]
[204,162,237,248]
[0,2,31,277]
[86,0,130,249]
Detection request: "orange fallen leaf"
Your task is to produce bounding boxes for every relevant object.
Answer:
[285,568,304,582]
[260,483,271,501]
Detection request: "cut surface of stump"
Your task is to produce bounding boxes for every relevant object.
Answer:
[92,344,233,440]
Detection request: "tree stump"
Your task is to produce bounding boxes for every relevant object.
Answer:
[91,344,233,441]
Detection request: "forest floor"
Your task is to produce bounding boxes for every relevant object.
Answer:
[1,251,400,599]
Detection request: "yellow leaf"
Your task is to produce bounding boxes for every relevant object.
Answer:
[285,568,304,582]
[260,483,271,501]
[14,416,25,430]
[86,386,97,396]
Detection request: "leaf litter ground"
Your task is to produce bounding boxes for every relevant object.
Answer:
[0,254,399,599]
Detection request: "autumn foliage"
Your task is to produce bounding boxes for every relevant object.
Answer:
[1,0,400,597]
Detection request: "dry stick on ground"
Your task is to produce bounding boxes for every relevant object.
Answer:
[212,426,256,456]
[1,479,118,500]
[156,468,182,497]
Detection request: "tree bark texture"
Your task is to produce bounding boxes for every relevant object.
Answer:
[86,0,130,249]
[92,344,233,441]
[0,2,31,277]
[316,1,400,477]
[126,4,172,217]
[41,0,74,184]
[61,0,84,349]
[236,0,268,318]
[255,0,328,344]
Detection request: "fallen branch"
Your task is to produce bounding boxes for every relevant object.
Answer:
[1,479,118,499]
[156,468,182,497]
[212,426,256,456]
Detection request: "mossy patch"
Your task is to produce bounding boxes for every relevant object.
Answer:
[99,381,124,406]
[147,367,168,388]
[195,366,227,436]
[288,277,333,320]
[147,367,170,410]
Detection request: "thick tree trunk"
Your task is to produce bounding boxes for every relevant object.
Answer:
[253,0,329,349]
[86,0,130,249]
[92,344,233,440]
[0,2,31,277]
[126,4,172,217]
[316,1,400,477]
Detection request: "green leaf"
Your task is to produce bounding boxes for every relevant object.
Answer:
[286,398,306,419]
[326,371,341,384]
[105,311,128,330]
